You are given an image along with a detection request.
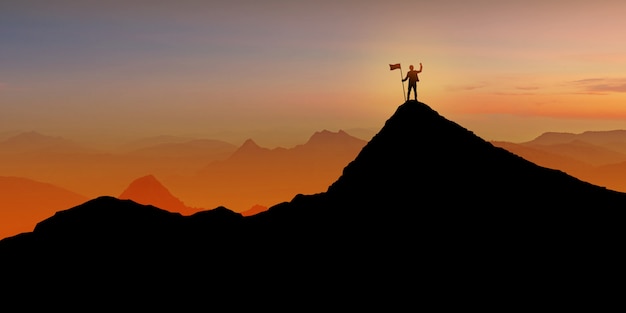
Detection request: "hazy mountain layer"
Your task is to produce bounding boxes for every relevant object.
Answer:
[492,130,626,192]
[0,176,88,240]
[0,129,365,239]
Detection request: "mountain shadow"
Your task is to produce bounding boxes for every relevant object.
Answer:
[2,100,625,307]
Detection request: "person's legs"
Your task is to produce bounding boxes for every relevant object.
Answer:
[408,84,417,100]
[407,84,414,101]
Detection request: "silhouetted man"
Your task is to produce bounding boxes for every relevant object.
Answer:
[402,63,422,101]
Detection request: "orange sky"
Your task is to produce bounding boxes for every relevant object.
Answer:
[2,1,626,148]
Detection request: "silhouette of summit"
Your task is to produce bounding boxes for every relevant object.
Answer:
[2,100,625,306]
[325,101,626,209]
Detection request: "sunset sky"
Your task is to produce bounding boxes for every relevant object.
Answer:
[3,0,626,148]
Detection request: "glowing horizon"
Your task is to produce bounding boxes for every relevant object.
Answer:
[2,1,626,147]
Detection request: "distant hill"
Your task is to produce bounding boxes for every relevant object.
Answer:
[122,138,238,174]
[491,140,596,179]
[0,132,136,199]
[124,138,236,158]
[492,129,626,192]
[168,129,368,212]
[2,101,625,306]
[240,204,268,216]
[526,130,626,151]
[518,129,626,162]
[0,131,96,155]
[522,138,626,166]
[0,176,88,240]
[118,174,201,216]
[0,129,363,210]
[118,134,202,151]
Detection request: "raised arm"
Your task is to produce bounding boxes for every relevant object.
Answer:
[417,62,423,73]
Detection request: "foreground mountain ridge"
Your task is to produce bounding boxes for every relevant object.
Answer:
[2,100,625,306]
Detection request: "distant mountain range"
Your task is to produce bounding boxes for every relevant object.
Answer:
[2,100,625,305]
[492,129,626,192]
[0,129,366,239]
[168,129,368,212]
[0,131,239,199]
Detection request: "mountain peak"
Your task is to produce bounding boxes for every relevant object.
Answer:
[326,100,625,208]
[241,138,259,148]
[308,129,342,140]
[229,138,270,159]
[304,129,363,147]
[119,174,196,215]
[3,131,61,146]
[0,131,91,153]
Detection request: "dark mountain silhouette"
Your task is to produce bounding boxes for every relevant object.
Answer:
[2,100,625,306]
[118,174,201,215]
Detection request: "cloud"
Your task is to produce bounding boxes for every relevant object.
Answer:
[492,92,536,96]
[571,78,605,84]
[570,53,626,64]
[568,78,626,94]
[445,82,488,91]
[489,85,541,96]
[587,83,626,93]
[515,86,540,91]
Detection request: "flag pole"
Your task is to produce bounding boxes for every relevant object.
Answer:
[400,68,406,102]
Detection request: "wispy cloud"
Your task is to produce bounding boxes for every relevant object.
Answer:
[445,82,488,91]
[490,85,541,96]
[567,78,626,94]
[446,82,542,96]
[515,86,540,91]
[569,53,626,64]
[492,91,536,96]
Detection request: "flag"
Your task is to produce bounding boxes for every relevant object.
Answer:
[389,63,401,70]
